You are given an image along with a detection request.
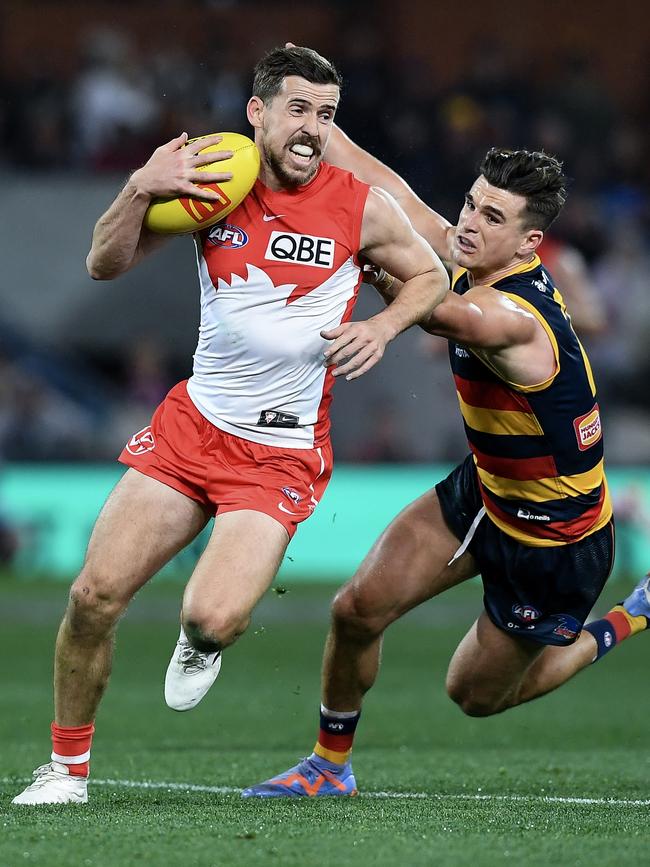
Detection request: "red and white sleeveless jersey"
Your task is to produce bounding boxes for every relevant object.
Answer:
[187,163,370,448]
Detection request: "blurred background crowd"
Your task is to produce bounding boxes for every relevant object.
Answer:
[1,0,649,469]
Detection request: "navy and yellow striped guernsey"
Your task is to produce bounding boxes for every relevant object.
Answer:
[449,255,612,547]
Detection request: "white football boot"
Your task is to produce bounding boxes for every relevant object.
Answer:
[164,626,222,711]
[12,762,88,805]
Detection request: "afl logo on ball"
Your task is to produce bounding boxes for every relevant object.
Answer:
[207,223,249,248]
[126,426,156,455]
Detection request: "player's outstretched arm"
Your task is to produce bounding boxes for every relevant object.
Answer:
[427,285,540,348]
[428,285,558,385]
[370,271,540,349]
[322,187,449,380]
[326,125,455,262]
[367,265,555,378]
[86,133,233,280]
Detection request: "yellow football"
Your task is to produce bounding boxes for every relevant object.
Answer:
[144,132,260,234]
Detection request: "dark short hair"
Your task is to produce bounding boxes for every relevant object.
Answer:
[252,46,342,103]
[479,148,568,231]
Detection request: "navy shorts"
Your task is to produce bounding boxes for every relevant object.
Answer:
[435,455,615,646]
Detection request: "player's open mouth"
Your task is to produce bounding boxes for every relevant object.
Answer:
[456,234,477,253]
[288,143,317,167]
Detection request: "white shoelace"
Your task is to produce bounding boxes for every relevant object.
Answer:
[26,763,64,789]
[177,641,218,674]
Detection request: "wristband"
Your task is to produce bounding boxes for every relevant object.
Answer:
[374,269,395,293]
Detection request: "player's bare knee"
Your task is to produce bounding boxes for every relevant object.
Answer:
[183,610,248,653]
[331,585,385,640]
[183,619,227,653]
[445,670,464,707]
[67,570,129,634]
[446,678,503,717]
[461,697,502,717]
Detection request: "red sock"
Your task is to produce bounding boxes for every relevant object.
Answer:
[51,721,95,777]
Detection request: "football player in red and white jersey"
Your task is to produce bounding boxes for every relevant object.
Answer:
[12,46,449,805]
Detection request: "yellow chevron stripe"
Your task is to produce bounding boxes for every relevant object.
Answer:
[553,282,596,398]
[452,256,541,291]
[552,286,568,313]
[458,392,542,436]
[314,743,350,764]
[501,254,542,277]
[483,481,612,547]
[483,504,548,545]
[452,267,467,289]
[476,458,606,503]
[608,605,648,636]
[577,339,597,397]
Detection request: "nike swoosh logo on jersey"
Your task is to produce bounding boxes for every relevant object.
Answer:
[263,214,285,221]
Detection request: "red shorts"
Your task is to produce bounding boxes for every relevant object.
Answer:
[118,381,333,538]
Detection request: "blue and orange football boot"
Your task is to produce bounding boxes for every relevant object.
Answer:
[241,754,358,798]
[621,574,650,622]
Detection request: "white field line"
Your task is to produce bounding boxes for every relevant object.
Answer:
[3,776,650,807]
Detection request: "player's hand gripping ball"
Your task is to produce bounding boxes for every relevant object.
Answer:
[144,132,260,234]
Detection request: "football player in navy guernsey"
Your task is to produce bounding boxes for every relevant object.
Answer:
[243,130,650,797]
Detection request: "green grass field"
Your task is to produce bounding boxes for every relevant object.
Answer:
[1,577,648,866]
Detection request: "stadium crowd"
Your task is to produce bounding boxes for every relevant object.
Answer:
[0,22,649,464]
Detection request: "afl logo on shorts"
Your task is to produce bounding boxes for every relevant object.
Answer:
[126,425,156,455]
[207,223,249,248]
[512,604,541,623]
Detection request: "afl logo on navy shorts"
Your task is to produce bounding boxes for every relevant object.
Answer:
[207,223,249,248]
[512,604,541,623]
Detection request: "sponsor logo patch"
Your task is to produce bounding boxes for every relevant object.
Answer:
[517,507,550,522]
[257,409,299,428]
[551,614,582,641]
[573,404,602,451]
[512,604,541,623]
[282,487,302,505]
[126,425,156,455]
[207,223,248,248]
[264,231,335,269]
[553,625,577,640]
